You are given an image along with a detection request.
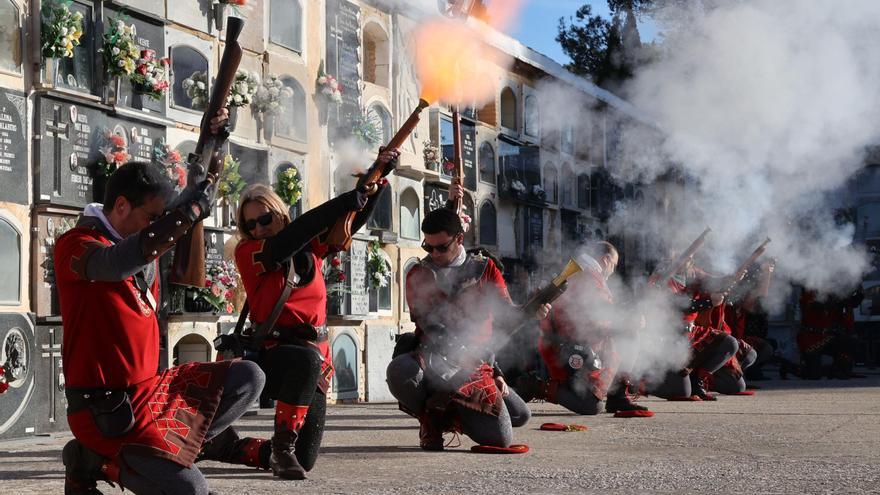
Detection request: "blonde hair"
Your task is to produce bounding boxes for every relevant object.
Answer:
[236,184,291,240]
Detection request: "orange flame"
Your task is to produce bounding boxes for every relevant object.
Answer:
[413,0,524,106]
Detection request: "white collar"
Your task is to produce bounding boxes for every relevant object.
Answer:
[578,254,604,277]
[83,203,124,242]
[446,245,467,267]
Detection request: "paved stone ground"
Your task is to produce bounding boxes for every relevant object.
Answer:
[2,372,879,494]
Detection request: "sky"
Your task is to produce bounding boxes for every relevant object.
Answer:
[509,0,658,67]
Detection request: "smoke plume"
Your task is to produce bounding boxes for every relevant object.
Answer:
[520,0,880,381]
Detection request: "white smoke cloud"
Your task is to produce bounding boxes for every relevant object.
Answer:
[331,138,376,196]
[612,0,879,297]
[511,0,880,386]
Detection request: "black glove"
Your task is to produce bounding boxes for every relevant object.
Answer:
[378,146,399,178]
[177,179,215,222]
[340,186,370,211]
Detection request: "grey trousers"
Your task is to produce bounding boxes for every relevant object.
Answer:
[555,381,604,415]
[119,360,265,494]
[386,353,530,448]
[713,346,758,394]
[651,334,739,399]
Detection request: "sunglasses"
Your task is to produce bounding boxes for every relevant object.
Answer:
[244,212,274,232]
[421,237,458,253]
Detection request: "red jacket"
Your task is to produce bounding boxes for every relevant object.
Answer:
[405,254,511,348]
[537,266,619,400]
[235,238,333,388]
[56,227,160,389]
[57,223,231,467]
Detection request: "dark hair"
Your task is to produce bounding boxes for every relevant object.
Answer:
[421,207,463,236]
[103,161,173,212]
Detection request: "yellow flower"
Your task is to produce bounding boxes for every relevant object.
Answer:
[65,42,74,51]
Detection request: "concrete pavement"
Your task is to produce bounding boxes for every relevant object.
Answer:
[2,373,879,494]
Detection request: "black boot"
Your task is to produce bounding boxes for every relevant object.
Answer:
[605,380,648,413]
[690,369,717,401]
[513,373,547,403]
[62,440,109,495]
[270,430,307,479]
[418,411,445,451]
[197,427,271,470]
[270,401,309,480]
[605,388,650,413]
[777,356,802,380]
[802,353,824,380]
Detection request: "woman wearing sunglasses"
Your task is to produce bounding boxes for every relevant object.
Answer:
[229,148,399,480]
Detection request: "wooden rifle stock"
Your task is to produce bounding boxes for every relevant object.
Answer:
[647,227,712,288]
[325,98,431,250]
[170,17,245,286]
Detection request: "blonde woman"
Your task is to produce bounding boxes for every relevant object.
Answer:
[220,148,398,480]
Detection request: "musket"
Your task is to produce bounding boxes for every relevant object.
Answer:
[422,257,584,392]
[169,17,245,287]
[521,258,583,316]
[720,237,772,299]
[323,99,431,251]
[646,227,712,288]
[450,106,464,215]
[501,258,584,339]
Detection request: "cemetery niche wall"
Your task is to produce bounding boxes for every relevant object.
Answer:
[34,323,66,434]
[0,313,37,440]
[34,96,166,208]
[0,88,27,205]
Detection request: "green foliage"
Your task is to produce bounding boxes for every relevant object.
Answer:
[351,112,382,149]
[556,1,655,91]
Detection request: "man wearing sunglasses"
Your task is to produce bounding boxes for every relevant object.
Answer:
[387,188,550,451]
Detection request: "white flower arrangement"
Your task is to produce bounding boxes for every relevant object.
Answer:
[227,69,260,108]
[41,2,84,59]
[532,184,546,198]
[316,73,343,104]
[511,180,526,193]
[460,205,472,233]
[182,71,209,110]
[252,74,294,116]
[367,241,391,289]
[101,17,139,77]
[423,140,440,169]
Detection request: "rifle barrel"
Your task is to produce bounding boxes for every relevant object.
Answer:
[451,106,464,214]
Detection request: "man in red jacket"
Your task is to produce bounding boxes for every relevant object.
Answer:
[386,205,549,450]
[649,259,739,401]
[58,111,266,495]
[515,241,651,416]
[798,287,863,379]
